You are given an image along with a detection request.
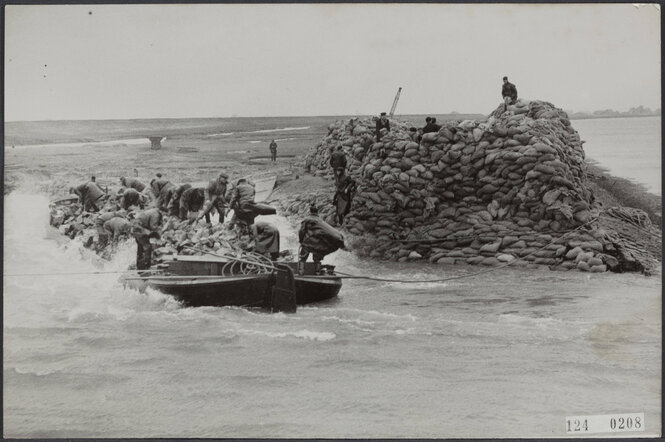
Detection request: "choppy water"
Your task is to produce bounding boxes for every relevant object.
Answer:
[3,192,661,438]
[573,116,661,195]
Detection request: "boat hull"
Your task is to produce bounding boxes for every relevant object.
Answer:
[122,257,342,309]
[149,274,273,308]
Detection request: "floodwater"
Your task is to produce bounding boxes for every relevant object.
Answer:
[573,116,661,195]
[3,192,661,438]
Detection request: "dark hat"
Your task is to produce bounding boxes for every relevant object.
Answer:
[380,112,387,116]
[156,173,163,178]
[503,76,508,81]
[309,204,318,215]
[425,117,432,123]
[237,178,247,185]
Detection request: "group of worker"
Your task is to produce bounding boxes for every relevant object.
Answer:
[70,169,346,274]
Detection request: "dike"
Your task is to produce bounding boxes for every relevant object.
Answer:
[284,99,661,274]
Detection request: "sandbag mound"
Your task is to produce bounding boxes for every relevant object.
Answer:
[49,190,292,265]
[296,100,658,272]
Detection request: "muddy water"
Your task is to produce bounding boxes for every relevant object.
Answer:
[3,193,661,438]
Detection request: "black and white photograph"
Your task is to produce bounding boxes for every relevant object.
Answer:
[3,3,662,438]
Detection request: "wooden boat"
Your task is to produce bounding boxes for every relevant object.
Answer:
[123,255,342,312]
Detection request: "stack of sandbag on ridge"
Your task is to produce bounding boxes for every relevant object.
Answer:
[48,189,292,264]
[292,100,657,273]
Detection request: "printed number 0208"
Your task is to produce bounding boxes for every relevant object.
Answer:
[610,416,641,430]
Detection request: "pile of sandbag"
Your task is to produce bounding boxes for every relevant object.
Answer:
[48,194,286,264]
[293,100,656,272]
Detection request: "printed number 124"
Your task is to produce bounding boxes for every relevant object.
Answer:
[567,419,588,432]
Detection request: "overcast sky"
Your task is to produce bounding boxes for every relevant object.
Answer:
[4,3,661,121]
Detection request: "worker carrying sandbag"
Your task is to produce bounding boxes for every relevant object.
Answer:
[179,187,205,221]
[228,178,276,229]
[333,169,356,225]
[298,204,345,274]
[329,145,347,173]
[117,188,148,210]
[95,209,127,250]
[150,176,176,212]
[70,180,107,212]
[194,172,229,224]
[250,221,280,260]
[167,183,192,217]
[119,176,146,193]
[131,208,162,270]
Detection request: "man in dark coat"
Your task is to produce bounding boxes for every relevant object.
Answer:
[251,221,280,260]
[70,181,107,212]
[329,145,347,172]
[95,209,127,249]
[179,187,205,221]
[119,188,147,210]
[333,170,356,225]
[502,76,518,108]
[150,177,176,212]
[298,205,345,274]
[131,208,162,270]
[375,112,390,141]
[195,172,229,224]
[167,183,192,217]
[119,176,146,193]
[269,140,277,162]
[227,178,276,229]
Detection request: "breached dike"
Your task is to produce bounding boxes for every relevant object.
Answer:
[290,99,660,273]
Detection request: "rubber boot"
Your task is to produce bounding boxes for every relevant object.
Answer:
[314,261,322,275]
[297,261,306,275]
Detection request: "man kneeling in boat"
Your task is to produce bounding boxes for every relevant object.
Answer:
[131,208,162,270]
[298,204,345,274]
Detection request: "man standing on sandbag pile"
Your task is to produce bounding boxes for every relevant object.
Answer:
[150,175,176,212]
[131,207,162,270]
[119,176,146,193]
[502,76,518,110]
[194,172,229,224]
[375,112,390,141]
[70,179,107,212]
[227,178,277,231]
[250,221,281,261]
[269,139,278,162]
[333,169,357,226]
[167,183,192,217]
[329,145,347,175]
[179,187,206,221]
[298,204,345,274]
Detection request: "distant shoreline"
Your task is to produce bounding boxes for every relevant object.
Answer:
[5,112,660,126]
